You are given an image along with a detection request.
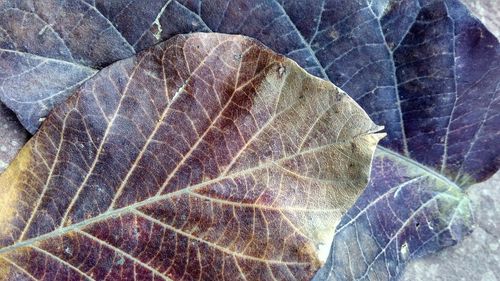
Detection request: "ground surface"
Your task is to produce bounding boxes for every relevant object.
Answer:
[0,103,28,172]
[462,0,500,38]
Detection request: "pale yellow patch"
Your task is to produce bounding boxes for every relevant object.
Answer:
[0,144,33,239]
[0,257,9,280]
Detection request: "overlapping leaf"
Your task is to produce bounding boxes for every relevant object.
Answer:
[0,33,383,280]
[313,148,473,281]
[0,0,498,280]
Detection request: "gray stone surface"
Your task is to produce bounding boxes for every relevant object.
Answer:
[462,0,500,38]
[0,103,28,172]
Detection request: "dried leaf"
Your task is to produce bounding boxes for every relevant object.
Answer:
[0,33,383,281]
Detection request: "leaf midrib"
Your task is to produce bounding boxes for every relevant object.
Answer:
[335,146,464,235]
[378,146,462,190]
[0,49,97,72]
[0,137,369,255]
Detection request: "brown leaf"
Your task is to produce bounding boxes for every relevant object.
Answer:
[0,102,28,172]
[0,33,383,281]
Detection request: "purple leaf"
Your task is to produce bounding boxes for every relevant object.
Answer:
[313,148,473,280]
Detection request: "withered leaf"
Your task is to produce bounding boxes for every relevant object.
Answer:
[0,33,383,281]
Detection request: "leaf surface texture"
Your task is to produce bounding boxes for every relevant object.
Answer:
[0,33,383,281]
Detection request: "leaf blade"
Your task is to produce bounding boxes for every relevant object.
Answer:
[0,33,382,280]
